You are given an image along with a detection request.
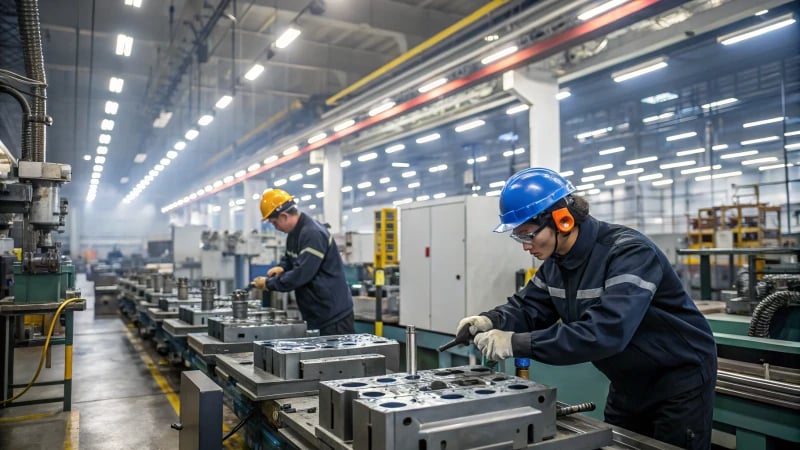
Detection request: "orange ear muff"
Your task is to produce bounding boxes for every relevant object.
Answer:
[551,207,574,233]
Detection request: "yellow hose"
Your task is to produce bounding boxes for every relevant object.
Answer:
[0,298,84,405]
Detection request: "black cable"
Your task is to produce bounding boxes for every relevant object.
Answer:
[221,410,254,442]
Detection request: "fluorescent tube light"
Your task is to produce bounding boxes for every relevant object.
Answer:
[720,150,759,159]
[357,152,378,162]
[306,167,320,175]
[109,77,124,93]
[174,141,186,151]
[480,45,518,65]
[100,119,114,131]
[741,136,779,145]
[308,132,327,144]
[185,129,199,140]
[235,170,247,178]
[289,173,303,181]
[759,163,793,171]
[392,162,410,168]
[695,170,742,181]
[641,92,678,104]
[387,187,398,193]
[282,145,299,156]
[115,34,133,56]
[787,143,800,150]
[215,95,233,109]
[166,150,178,159]
[701,98,737,109]
[379,177,391,184]
[652,179,674,186]
[485,190,502,197]
[681,165,721,175]
[333,119,355,132]
[599,146,625,155]
[559,170,575,177]
[385,144,405,154]
[618,168,644,176]
[244,64,265,81]
[626,156,658,165]
[556,89,571,100]
[605,178,626,186]
[357,181,372,189]
[96,146,108,155]
[743,117,784,128]
[408,182,421,188]
[416,133,441,144]
[433,193,447,199]
[401,171,416,178]
[666,131,697,141]
[660,160,696,169]
[198,114,214,126]
[576,127,613,140]
[718,14,796,45]
[676,148,704,157]
[274,179,287,187]
[316,192,325,198]
[104,101,118,115]
[340,160,352,168]
[575,183,595,190]
[741,157,778,165]
[712,144,728,151]
[505,104,529,115]
[366,191,376,197]
[274,26,301,49]
[418,77,448,93]
[455,119,486,132]
[578,0,628,21]
[581,174,605,183]
[785,131,800,137]
[264,155,278,164]
[612,57,668,82]
[643,112,674,123]
[134,153,146,163]
[583,164,613,173]
[638,173,663,181]
[428,164,447,173]
[83,154,92,161]
[153,111,172,128]
[99,134,111,144]
[368,101,396,117]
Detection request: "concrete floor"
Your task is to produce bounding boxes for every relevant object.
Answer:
[0,274,240,449]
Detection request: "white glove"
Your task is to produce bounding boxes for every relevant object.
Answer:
[456,315,493,337]
[474,330,514,361]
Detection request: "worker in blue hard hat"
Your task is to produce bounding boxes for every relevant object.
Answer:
[457,167,717,450]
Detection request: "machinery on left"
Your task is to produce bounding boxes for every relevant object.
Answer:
[0,0,84,411]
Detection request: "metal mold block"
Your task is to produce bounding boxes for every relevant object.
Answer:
[178,303,276,325]
[350,377,557,449]
[158,297,202,312]
[163,319,208,337]
[300,354,387,381]
[187,333,255,361]
[254,334,400,377]
[207,317,307,343]
[318,366,519,442]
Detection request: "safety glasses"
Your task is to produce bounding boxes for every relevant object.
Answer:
[509,222,548,244]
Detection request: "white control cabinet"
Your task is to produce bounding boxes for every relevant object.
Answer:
[399,195,532,334]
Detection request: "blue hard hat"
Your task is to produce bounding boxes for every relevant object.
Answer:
[494,167,576,233]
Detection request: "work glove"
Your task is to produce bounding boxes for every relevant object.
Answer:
[456,315,493,337]
[474,330,514,361]
[252,276,268,290]
[267,266,284,278]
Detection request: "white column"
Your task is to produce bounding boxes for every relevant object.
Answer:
[322,145,343,233]
[219,192,232,231]
[69,208,79,259]
[243,179,268,232]
[502,68,561,172]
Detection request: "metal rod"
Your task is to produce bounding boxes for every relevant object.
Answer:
[405,325,416,376]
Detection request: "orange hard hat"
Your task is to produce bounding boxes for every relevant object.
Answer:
[260,189,294,221]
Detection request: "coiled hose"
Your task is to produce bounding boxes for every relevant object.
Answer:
[747,290,800,338]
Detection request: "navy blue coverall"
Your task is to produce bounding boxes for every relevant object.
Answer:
[266,212,354,335]
[482,216,717,449]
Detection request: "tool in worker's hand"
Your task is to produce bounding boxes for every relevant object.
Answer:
[437,324,474,352]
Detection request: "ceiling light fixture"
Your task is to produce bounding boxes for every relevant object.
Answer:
[555,88,571,100]
[718,14,796,45]
[104,101,119,115]
[743,117,784,128]
[701,98,738,109]
[385,144,405,154]
[185,129,199,140]
[198,114,214,126]
[675,148,705,157]
[115,34,133,57]
[274,26,302,49]
[480,45,518,65]
[612,57,668,83]
[174,141,186,151]
[720,150,759,159]
[598,146,625,155]
[109,77,124,93]
[418,77,448,93]
[666,131,697,141]
[96,146,108,155]
[244,64,265,81]
[660,160,696,169]
[416,133,440,144]
[308,132,327,144]
[681,164,721,174]
[505,104,529,115]
[455,120,485,133]
[134,153,147,163]
[368,100,396,117]
[306,167,320,175]
[357,152,378,162]
[578,0,628,21]
[215,95,233,109]
[641,92,678,104]
[741,157,779,165]
[333,119,355,132]
[741,136,779,146]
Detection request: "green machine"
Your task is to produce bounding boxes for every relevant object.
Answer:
[12,260,75,304]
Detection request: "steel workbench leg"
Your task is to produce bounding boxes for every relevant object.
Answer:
[64,310,73,411]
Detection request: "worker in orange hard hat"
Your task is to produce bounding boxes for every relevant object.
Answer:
[252,189,354,335]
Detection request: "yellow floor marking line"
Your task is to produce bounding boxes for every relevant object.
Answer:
[123,325,244,447]
[0,411,58,423]
[63,410,79,450]
[123,327,180,415]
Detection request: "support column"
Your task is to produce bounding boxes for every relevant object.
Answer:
[322,145,343,233]
[502,68,561,171]
[243,179,268,231]
[69,209,79,260]
[219,193,232,231]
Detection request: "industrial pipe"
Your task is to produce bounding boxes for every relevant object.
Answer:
[15,0,47,162]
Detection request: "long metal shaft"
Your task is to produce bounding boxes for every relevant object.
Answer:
[406,325,417,376]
